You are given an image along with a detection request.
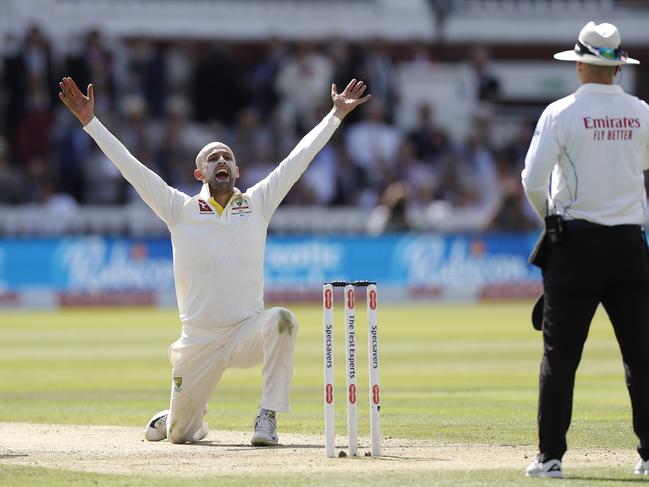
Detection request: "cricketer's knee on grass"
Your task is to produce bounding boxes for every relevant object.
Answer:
[264,307,298,338]
[167,410,209,444]
[167,419,195,444]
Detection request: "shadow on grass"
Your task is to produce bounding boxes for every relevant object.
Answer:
[367,454,449,462]
[192,440,322,449]
[186,441,449,461]
[566,476,648,483]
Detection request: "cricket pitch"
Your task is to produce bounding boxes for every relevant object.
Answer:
[0,422,633,478]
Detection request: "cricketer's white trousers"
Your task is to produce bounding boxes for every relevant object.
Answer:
[165,307,298,444]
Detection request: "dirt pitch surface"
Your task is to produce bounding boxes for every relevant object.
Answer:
[0,422,634,477]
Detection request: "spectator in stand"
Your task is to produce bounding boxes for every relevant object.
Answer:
[407,102,449,164]
[329,40,360,90]
[117,95,159,205]
[119,95,155,164]
[124,38,168,119]
[39,181,80,235]
[299,141,339,205]
[360,37,398,121]
[299,107,345,206]
[229,107,272,169]
[22,156,51,204]
[328,39,363,124]
[1,32,23,138]
[344,103,402,205]
[8,26,57,167]
[0,137,23,203]
[493,123,540,230]
[501,123,534,172]
[55,110,93,203]
[191,42,246,125]
[82,136,124,204]
[426,128,502,232]
[165,40,194,99]
[275,41,333,133]
[154,96,212,196]
[470,46,501,103]
[408,39,437,68]
[397,139,439,209]
[367,182,412,235]
[237,143,275,199]
[266,112,300,167]
[65,29,117,115]
[2,26,57,152]
[456,131,501,212]
[490,150,536,231]
[14,82,54,165]
[434,152,477,207]
[249,37,288,120]
[58,30,117,202]
[330,140,367,206]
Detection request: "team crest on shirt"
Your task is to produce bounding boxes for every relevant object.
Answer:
[231,195,252,216]
[198,199,213,214]
[174,377,183,391]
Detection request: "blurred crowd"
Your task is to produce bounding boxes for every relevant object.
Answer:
[0,26,540,232]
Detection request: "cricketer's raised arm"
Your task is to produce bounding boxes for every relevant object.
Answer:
[59,77,188,225]
[83,118,188,224]
[249,79,371,220]
[248,110,341,220]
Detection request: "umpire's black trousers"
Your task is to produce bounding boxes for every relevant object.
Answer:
[539,222,649,462]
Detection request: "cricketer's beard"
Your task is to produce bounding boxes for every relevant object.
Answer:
[204,163,235,194]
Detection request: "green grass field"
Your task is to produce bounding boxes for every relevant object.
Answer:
[0,302,646,486]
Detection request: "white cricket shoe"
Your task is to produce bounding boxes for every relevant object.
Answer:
[251,413,278,446]
[193,422,209,442]
[144,409,169,441]
[635,458,649,475]
[526,457,563,478]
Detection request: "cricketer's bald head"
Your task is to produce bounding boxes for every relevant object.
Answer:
[195,142,236,170]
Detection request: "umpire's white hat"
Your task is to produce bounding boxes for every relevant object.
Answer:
[554,21,639,66]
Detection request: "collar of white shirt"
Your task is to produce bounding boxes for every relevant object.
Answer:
[576,83,624,95]
[198,183,241,201]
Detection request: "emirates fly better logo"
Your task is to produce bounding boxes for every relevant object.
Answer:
[583,116,640,141]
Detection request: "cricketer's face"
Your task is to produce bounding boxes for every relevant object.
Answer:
[194,142,239,193]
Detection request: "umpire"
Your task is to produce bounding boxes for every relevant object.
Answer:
[522,21,649,478]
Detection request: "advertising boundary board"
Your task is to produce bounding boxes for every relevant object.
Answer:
[0,234,541,308]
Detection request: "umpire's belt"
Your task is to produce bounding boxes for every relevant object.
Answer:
[564,219,640,231]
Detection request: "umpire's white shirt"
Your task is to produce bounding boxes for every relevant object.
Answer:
[522,83,649,225]
[84,112,341,329]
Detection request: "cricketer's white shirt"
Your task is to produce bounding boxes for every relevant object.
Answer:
[522,83,649,225]
[84,112,341,328]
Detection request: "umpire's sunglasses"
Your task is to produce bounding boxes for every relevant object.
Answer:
[575,40,625,61]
